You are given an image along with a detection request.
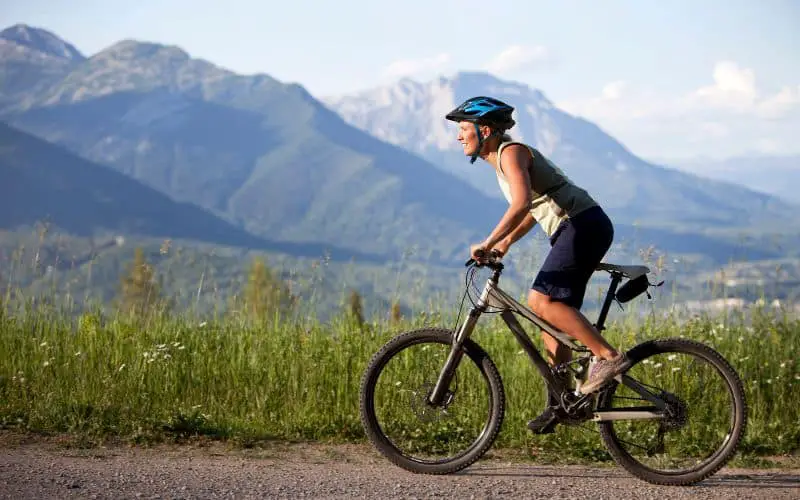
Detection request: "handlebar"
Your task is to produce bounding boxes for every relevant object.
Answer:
[465,248,505,271]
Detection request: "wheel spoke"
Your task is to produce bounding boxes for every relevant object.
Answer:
[360,329,505,474]
[596,339,747,485]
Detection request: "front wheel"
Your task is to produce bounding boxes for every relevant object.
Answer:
[597,338,748,486]
[359,328,505,474]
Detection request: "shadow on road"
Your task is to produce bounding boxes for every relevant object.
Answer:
[458,466,800,489]
[700,473,800,490]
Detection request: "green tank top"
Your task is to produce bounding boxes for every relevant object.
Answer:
[495,141,598,237]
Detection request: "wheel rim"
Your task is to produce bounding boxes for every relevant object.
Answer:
[599,347,742,476]
[365,337,496,465]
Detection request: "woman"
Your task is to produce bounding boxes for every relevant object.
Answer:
[445,96,630,434]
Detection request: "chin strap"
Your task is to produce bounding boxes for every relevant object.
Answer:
[470,123,483,164]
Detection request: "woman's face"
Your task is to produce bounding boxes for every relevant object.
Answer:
[456,121,488,157]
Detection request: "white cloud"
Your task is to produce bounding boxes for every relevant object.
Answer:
[601,80,627,100]
[757,85,800,120]
[556,61,800,158]
[484,45,551,74]
[754,137,781,154]
[699,122,729,138]
[693,61,757,111]
[381,53,450,79]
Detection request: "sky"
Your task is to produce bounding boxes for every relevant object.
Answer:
[2,0,799,160]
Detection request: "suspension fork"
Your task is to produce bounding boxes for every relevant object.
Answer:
[427,282,490,405]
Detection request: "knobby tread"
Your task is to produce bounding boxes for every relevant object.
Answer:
[359,328,505,475]
[597,338,748,486]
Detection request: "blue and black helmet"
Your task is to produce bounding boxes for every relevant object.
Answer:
[445,96,516,130]
[446,96,516,163]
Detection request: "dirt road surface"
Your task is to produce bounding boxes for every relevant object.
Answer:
[1,439,798,499]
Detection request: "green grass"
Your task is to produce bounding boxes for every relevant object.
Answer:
[1,295,798,463]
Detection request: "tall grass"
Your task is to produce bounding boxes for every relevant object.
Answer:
[1,299,798,460]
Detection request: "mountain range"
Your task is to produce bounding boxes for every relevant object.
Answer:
[322,72,795,233]
[1,23,798,316]
[0,25,509,264]
[659,154,800,205]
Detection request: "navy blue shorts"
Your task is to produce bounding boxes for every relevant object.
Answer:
[531,205,614,310]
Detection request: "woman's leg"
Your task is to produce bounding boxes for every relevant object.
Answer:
[527,206,629,396]
[528,290,618,360]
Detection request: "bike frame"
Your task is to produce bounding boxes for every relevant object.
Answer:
[428,261,667,423]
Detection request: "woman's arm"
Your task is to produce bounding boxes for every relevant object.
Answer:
[502,212,537,245]
[481,144,533,249]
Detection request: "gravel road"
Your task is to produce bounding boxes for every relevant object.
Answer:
[1,439,798,499]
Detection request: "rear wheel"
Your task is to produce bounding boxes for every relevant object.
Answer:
[359,328,505,474]
[596,338,747,485]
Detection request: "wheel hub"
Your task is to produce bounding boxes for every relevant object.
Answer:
[409,382,454,423]
[661,392,689,431]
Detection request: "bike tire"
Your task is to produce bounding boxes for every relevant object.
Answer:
[596,338,747,486]
[360,328,505,474]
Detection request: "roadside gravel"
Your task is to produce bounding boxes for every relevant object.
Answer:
[1,439,798,499]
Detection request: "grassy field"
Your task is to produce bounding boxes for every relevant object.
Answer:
[1,291,798,464]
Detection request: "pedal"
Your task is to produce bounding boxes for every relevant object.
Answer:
[527,407,559,435]
[527,418,557,435]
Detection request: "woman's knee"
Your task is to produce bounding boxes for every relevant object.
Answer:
[527,290,553,317]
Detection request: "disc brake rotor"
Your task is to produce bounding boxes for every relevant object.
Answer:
[409,382,454,423]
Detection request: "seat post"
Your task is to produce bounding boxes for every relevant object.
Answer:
[594,273,623,332]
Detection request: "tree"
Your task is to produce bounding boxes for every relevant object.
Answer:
[390,300,403,324]
[243,256,296,320]
[117,247,162,318]
[347,289,365,328]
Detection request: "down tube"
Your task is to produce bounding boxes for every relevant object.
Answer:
[500,311,561,398]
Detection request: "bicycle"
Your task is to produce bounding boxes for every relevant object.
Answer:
[359,250,747,486]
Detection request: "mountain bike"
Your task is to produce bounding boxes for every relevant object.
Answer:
[359,250,747,486]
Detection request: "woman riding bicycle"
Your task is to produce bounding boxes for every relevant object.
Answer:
[445,96,631,433]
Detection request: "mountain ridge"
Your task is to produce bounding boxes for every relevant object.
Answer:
[0,24,84,62]
[0,32,508,263]
[322,70,797,233]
